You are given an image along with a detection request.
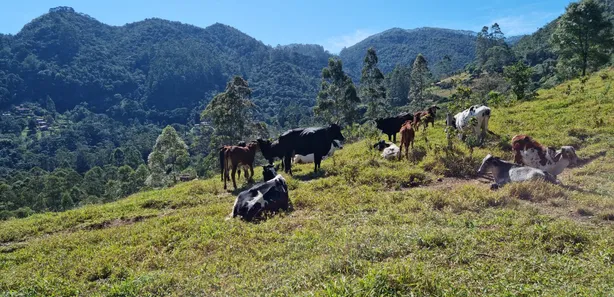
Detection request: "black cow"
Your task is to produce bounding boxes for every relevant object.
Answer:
[277,124,345,175]
[374,112,414,143]
[256,138,285,169]
[230,165,290,221]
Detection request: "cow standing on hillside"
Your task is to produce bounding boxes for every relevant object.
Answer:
[277,124,345,176]
[413,105,440,132]
[221,141,259,190]
[375,112,414,143]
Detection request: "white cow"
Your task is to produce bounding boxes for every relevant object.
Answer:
[450,105,491,141]
[293,140,343,164]
[381,143,401,160]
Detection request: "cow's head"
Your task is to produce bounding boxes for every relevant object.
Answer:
[554,146,578,165]
[428,105,440,115]
[372,140,391,151]
[332,139,344,150]
[247,140,259,152]
[328,123,345,142]
[374,118,384,130]
[262,164,278,181]
[477,154,498,175]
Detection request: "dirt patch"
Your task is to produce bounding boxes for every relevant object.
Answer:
[83,215,155,231]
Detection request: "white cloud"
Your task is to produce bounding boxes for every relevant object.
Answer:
[324,29,374,53]
[490,11,560,36]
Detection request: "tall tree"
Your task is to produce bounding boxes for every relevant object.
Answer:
[504,61,533,100]
[359,48,389,119]
[434,55,453,79]
[410,54,431,106]
[386,65,411,107]
[551,0,614,76]
[146,126,190,187]
[314,58,360,125]
[202,76,255,148]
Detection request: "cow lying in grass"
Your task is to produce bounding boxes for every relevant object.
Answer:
[293,140,343,164]
[373,140,400,160]
[511,134,578,178]
[229,165,290,221]
[477,154,559,190]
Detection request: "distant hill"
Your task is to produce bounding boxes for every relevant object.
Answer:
[339,27,477,79]
[0,7,330,125]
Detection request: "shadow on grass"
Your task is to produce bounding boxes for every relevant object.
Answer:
[572,151,607,168]
[560,184,605,196]
[292,169,327,182]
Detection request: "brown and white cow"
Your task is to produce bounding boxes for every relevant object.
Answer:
[511,135,578,178]
[413,105,440,132]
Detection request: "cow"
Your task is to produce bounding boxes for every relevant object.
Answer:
[413,105,440,131]
[511,135,578,178]
[221,141,259,190]
[381,143,401,160]
[277,124,345,175]
[478,154,559,190]
[229,165,290,221]
[399,120,415,160]
[256,138,285,169]
[448,105,491,142]
[375,112,414,143]
[293,140,343,164]
[219,140,250,182]
[373,140,394,151]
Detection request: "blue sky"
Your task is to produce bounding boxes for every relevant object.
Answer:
[1,0,572,53]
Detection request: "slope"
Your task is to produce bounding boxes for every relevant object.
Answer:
[1,68,613,296]
[339,27,477,80]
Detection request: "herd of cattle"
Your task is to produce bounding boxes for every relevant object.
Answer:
[221,104,578,221]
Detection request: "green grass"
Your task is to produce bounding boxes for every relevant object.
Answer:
[1,69,614,296]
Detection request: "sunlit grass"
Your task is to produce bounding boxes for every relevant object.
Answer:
[1,69,614,296]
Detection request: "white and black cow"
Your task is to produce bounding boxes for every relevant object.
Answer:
[277,124,345,175]
[230,165,290,221]
[477,154,559,190]
[511,134,578,178]
[448,105,491,142]
[293,140,343,164]
[372,140,400,160]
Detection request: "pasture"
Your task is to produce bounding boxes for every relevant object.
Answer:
[1,69,613,296]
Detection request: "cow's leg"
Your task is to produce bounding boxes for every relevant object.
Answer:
[284,154,293,176]
[231,165,238,189]
[314,154,322,172]
[249,164,254,182]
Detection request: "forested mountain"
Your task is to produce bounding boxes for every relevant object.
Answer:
[339,27,477,79]
[0,7,330,126]
[512,0,614,86]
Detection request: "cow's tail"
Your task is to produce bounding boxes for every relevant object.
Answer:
[219,148,225,181]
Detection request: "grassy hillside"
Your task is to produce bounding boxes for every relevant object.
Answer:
[1,69,614,296]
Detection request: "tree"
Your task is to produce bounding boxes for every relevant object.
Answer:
[410,54,431,105]
[202,76,255,148]
[83,166,105,197]
[504,61,533,100]
[314,58,360,125]
[386,65,411,108]
[552,0,614,76]
[359,48,388,119]
[434,55,452,79]
[483,45,516,73]
[146,126,190,187]
[110,148,125,167]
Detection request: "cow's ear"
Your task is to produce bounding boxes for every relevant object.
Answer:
[554,152,563,162]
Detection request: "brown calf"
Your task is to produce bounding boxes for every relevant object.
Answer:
[413,105,440,132]
[222,141,259,190]
[399,120,415,160]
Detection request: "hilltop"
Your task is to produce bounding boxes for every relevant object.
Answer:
[339,27,477,79]
[1,68,613,296]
